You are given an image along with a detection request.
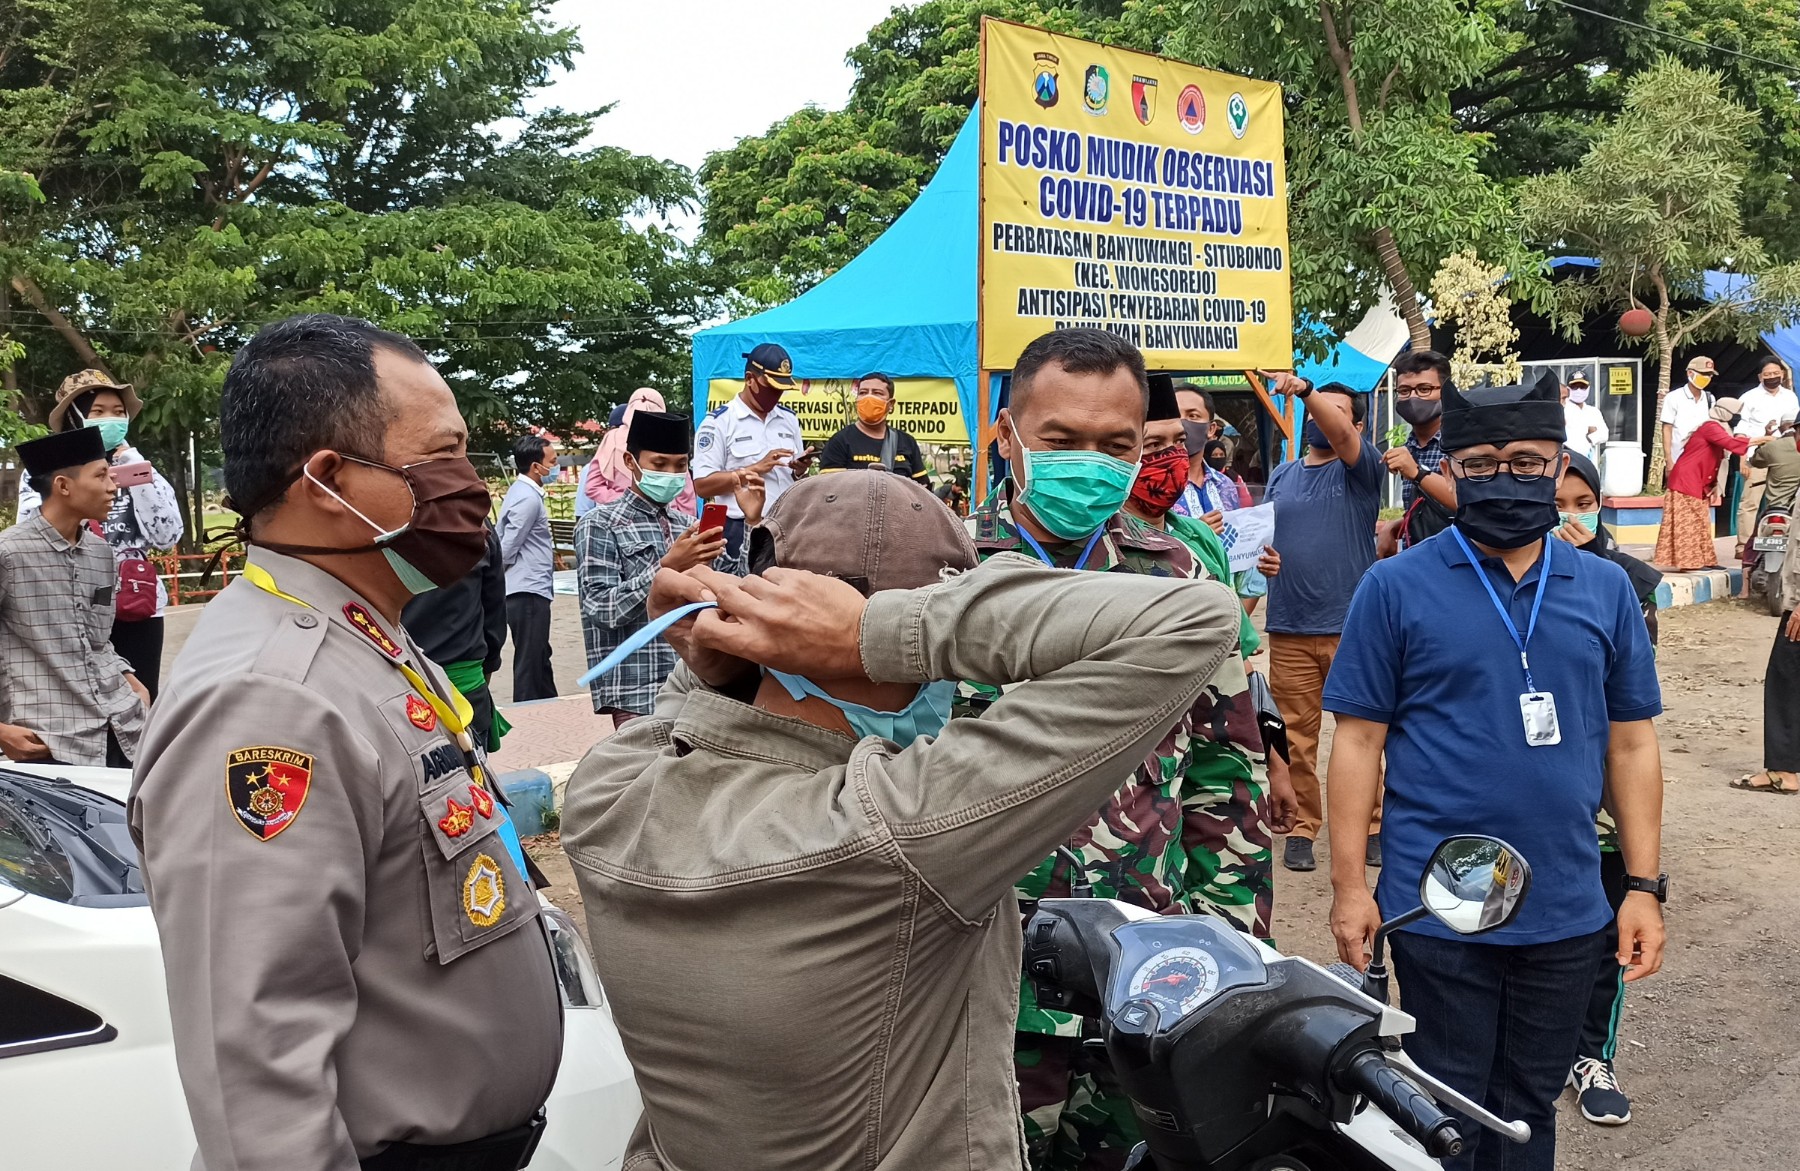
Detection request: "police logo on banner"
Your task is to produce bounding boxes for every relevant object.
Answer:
[1177,84,1205,134]
[1131,76,1156,125]
[1033,51,1059,108]
[1228,92,1250,138]
[1083,64,1109,115]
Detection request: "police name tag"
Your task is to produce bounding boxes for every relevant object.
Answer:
[1519,692,1561,746]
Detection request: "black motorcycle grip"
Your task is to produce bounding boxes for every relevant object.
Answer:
[1339,1049,1464,1159]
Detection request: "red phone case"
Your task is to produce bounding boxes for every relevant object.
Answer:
[700,504,728,532]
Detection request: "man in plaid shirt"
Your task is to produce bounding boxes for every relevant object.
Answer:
[575,409,761,723]
[0,427,148,765]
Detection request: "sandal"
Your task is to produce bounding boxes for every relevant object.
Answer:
[1732,771,1800,795]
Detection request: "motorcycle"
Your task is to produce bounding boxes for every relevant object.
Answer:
[1024,835,1533,1171]
[1747,502,1791,617]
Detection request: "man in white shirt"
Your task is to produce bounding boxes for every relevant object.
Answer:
[1660,355,1717,475]
[1735,356,1800,556]
[692,342,816,559]
[1562,373,1610,462]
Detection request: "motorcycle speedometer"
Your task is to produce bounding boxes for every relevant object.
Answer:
[1126,946,1221,1016]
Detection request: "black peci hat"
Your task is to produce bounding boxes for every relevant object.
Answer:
[18,425,108,480]
[626,409,691,456]
[1147,373,1180,421]
[1441,370,1566,451]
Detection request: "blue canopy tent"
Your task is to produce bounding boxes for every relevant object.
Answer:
[690,107,982,437]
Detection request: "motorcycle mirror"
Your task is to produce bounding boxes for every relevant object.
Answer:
[1418,835,1532,935]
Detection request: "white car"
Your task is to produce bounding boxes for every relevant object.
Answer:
[0,763,640,1169]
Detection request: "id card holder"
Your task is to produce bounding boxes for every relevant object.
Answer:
[1520,692,1561,746]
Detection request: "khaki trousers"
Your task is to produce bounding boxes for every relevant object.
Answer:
[1269,632,1381,841]
[1739,465,1769,553]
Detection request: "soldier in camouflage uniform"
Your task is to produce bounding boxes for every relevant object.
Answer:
[952,329,1281,1171]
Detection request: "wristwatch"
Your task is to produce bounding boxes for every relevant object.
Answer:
[1623,873,1668,903]
[1293,377,1313,399]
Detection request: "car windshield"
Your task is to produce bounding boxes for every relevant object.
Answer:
[0,770,145,906]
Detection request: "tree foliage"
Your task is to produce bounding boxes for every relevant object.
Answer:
[1519,58,1800,488]
[0,0,714,535]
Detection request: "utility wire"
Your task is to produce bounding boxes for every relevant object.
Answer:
[1540,0,1800,76]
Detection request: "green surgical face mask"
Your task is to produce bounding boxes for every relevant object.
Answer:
[1560,510,1601,533]
[637,469,686,505]
[1009,417,1140,540]
[85,417,129,451]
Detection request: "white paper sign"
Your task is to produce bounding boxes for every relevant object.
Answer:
[1219,503,1276,574]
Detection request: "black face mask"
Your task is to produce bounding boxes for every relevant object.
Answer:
[1396,397,1442,426]
[1453,474,1559,550]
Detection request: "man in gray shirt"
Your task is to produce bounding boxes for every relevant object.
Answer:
[496,433,558,699]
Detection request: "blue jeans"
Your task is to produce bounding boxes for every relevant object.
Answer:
[1390,928,1608,1171]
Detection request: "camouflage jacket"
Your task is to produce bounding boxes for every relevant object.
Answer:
[960,490,1265,1035]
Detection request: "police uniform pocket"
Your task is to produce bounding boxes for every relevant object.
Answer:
[418,774,537,963]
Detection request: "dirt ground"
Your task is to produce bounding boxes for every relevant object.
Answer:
[525,597,1799,1170]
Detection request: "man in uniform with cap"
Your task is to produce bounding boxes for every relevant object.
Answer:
[560,471,1244,1171]
[130,314,563,1171]
[1561,371,1609,463]
[1323,371,1667,1171]
[574,408,762,724]
[0,427,148,766]
[691,342,814,559]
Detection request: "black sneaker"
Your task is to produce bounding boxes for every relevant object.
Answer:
[1569,1057,1631,1125]
[1366,833,1383,868]
[1282,837,1316,872]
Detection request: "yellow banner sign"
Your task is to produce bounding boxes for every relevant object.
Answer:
[978,20,1293,372]
[706,378,971,447]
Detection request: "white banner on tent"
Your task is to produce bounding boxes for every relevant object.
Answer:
[1219,503,1275,573]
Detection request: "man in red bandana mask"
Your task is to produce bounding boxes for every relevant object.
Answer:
[1124,373,1298,853]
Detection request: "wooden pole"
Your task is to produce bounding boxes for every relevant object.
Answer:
[1244,369,1295,461]
[973,370,993,503]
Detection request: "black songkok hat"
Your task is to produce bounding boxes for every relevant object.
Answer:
[626,409,692,456]
[1147,373,1180,421]
[1440,370,1566,451]
[18,425,107,479]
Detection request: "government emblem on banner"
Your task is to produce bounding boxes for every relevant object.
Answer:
[1228,92,1250,138]
[1177,84,1205,134]
[1033,52,1059,108]
[1083,64,1109,115]
[1131,76,1156,125]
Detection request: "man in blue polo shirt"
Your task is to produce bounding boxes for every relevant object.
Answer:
[1321,371,1667,1171]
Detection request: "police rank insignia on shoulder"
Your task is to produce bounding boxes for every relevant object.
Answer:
[463,853,505,927]
[405,694,437,731]
[343,602,402,658]
[225,746,315,841]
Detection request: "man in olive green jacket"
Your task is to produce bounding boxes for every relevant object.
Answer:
[560,473,1241,1171]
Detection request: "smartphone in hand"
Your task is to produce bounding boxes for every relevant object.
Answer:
[110,461,154,488]
[699,503,729,533]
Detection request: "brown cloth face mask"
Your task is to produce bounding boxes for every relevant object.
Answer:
[251,455,492,593]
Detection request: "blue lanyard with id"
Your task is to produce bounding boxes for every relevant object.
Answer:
[1016,525,1108,571]
[1450,527,1561,747]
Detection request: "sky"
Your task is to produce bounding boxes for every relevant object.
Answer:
[542,0,903,175]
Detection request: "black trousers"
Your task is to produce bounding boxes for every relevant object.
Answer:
[505,593,557,701]
[109,616,165,699]
[1767,614,1800,772]
[1577,849,1629,1062]
[722,517,747,563]
[1391,927,1607,1171]
[464,680,496,752]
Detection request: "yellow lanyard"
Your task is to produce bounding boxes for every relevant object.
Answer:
[240,562,476,738]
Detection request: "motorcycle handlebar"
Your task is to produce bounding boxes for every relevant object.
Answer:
[1339,1049,1464,1159]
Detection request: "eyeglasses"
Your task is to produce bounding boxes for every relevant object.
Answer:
[1396,383,1441,399]
[1448,453,1555,481]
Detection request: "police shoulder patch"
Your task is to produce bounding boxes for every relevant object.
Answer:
[342,602,402,658]
[225,746,315,841]
[405,694,436,731]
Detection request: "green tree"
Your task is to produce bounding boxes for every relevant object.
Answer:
[1,0,712,543]
[1142,0,1541,352]
[700,0,1118,307]
[1458,0,1800,259]
[1519,58,1800,489]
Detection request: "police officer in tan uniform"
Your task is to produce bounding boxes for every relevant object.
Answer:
[130,314,562,1171]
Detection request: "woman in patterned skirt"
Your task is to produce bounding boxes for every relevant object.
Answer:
[1655,397,1771,570]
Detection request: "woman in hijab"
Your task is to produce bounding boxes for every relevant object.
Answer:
[583,388,698,514]
[1655,397,1772,571]
[1556,448,1662,636]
